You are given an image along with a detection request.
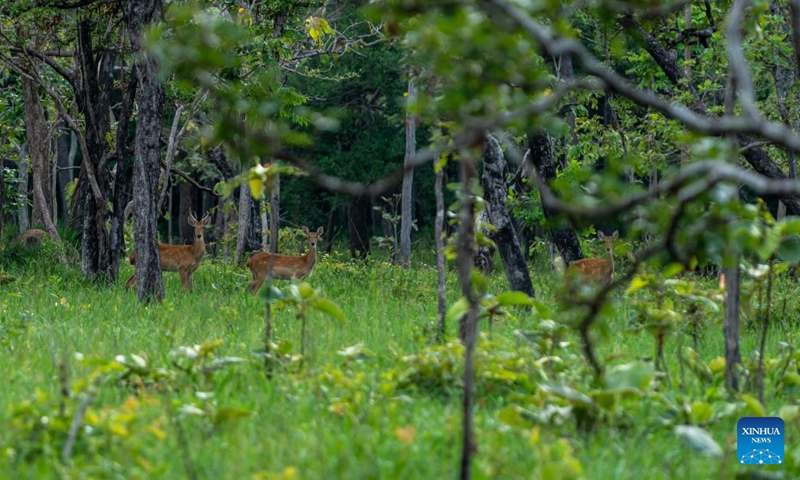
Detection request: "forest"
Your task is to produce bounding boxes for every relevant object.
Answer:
[2,0,800,478]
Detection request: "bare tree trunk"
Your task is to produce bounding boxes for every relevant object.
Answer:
[527,132,583,265]
[435,166,447,341]
[123,0,165,303]
[235,182,260,263]
[179,183,193,244]
[21,75,58,239]
[724,263,741,393]
[17,144,30,232]
[456,154,480,480]
[399,77,416,266]
[480,135,534,297]
[72,18,114,282]
[269,175,279,254]
[110,73,137,281]
[0,160,5,239]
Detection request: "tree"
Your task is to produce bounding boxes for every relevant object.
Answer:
[122,0,165,303]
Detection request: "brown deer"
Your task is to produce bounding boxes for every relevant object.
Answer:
[125,211,212,292]
[246,226,324,294]
[565,230,619,288]
[17,229,48,247]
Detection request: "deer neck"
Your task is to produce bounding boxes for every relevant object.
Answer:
[305,243,317,268]
[607,246,615,276]
[194,237,206,258]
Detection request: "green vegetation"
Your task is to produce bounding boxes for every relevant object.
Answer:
[0,236,796,479]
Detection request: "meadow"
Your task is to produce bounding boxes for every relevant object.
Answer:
[0,236,797,479]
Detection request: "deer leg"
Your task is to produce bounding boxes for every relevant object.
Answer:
[180,270,190,292]
[248,270,264,295]
[125,274,136,290]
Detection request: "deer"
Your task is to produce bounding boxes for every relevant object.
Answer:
[565,230,619,289]
[246,226,324,294]
[125,210,212,293]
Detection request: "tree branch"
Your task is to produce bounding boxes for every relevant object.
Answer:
[485,0,800,153]
[725,0,759,119]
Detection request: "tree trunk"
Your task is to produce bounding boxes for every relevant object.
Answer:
[527,132,583,264]
[399,77,417,266]
[179,182,193,244]
[123,0,165,302]
[72,18,114,282]
[435,166,447,341]
[21,75,58,239]
[724,263,741,393]
[455,155,479,480]
[480,135,534,296]
[236,182,253,263]
[269,175,279,254]
[17,144,30,232]
[110,73,137,281]
[348,197,370,259]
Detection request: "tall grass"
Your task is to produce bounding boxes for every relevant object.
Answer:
[0,238,795,479]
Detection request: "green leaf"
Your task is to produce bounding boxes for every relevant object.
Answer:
[310,298,346,323]
[674,425,723,457]
[498,405,527,427]
[689,401,713,425]
[740,394,766,417]
[446,297,469,325]
[493,291,535,307]
[663,263,685,279]
[603,362,655,392]
[777,234,800,263]
[541,383,595,409]
[626,276,650,295]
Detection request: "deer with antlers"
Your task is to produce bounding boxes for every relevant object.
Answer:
[246,226,324,294]
[125,211,212,292]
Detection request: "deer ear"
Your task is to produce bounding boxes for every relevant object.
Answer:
[317,226,324,236]
[612,230,619,240]
[202,212,212,226]
[188,212,197,226]
[302,226,309,234]
[597,231,605,239]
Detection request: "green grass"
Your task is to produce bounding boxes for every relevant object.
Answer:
[0,240,797,479]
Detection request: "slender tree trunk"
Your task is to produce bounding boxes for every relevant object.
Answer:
[723,263,742,393]
[179,182,193,244]
[456,155,480,480]
[110,73,137,281]
[435,166,447,341]
[17,144,30,232]
[21,75,59,239]
[527,132,583,264]
[0,160,4,239]
[123,0,165,302]
[399,77,416,266]
[72,18,114,282]
[269,175,279,254]
[236,182,253,263]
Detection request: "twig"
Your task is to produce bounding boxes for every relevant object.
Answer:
[62,376,101,464]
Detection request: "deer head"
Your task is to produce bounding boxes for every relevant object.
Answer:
[188,210,212,244]
[301,225,324,251]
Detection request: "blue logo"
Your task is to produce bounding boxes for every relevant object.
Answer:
[738,417,784,465]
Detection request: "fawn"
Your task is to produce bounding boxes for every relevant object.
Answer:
[246,226,324,294]
[125,211,212,292]
[565,230,619,288]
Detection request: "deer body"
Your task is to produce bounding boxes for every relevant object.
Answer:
[125,211,211,292]
[566,230,618,286]
[246,226,323,294]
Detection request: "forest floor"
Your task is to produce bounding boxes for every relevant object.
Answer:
[0,238,795,479]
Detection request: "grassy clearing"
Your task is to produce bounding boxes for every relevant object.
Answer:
[0,239,797,479]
